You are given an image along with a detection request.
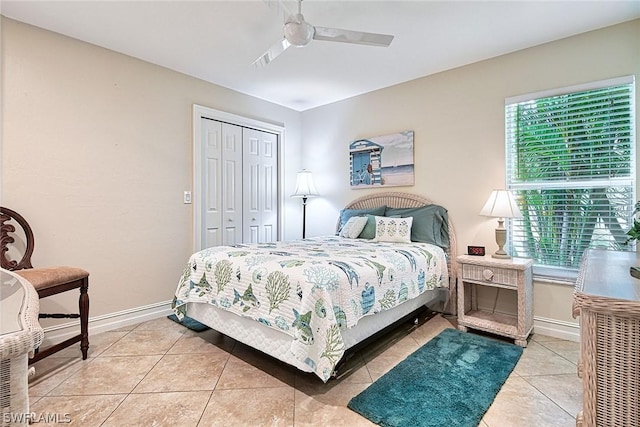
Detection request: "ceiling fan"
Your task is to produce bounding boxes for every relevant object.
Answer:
[252,0,394,68]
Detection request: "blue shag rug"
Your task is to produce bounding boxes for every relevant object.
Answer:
[167,314,210,332]
[348,328,523,427]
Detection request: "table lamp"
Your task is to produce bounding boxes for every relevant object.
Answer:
[480,189,522,259]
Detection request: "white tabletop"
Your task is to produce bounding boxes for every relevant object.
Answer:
[577,249,640,302]
[1,272,27,336]
[0,269,43,358]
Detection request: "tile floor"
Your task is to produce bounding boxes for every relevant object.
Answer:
[28,314,582,426]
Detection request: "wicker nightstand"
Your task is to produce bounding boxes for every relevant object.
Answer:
[456,254,533,347]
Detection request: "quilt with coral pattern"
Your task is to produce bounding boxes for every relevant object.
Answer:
[172,236,448,381]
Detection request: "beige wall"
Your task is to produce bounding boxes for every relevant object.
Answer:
[3,15,639,338]
[1,18,303,322]
[300,19,640,336]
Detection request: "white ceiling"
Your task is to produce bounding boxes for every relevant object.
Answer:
[3,1,640,111]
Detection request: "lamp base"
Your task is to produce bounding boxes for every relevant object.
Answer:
[493,222,511,259]
[491,252,511,259]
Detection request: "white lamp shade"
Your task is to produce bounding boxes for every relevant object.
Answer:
[480,190,522,219]
[292,170,319,198]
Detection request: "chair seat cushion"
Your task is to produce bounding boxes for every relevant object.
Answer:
[16,267,89,291]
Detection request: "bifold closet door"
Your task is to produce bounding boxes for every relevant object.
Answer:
[243,128,278,243]
[201,119,243,247]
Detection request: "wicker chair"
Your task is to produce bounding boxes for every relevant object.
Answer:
[0,207,89,363]
[1,268,43,424]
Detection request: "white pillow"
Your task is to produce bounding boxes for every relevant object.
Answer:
[339,216,369,239]
[373,215,413,243]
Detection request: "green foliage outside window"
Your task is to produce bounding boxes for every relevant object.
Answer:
[506,80,635,272]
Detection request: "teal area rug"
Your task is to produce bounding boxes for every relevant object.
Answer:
[348,328,523,427]
[167,314,210,332]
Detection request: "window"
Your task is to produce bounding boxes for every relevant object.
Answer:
[505,76,636,280]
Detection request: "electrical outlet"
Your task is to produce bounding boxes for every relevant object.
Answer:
[183,191,192,204]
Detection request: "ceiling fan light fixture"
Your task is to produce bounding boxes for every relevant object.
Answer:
[284,14,315,46]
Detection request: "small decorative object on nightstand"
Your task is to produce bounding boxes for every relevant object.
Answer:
[457,254,533,347]
[467,246,485,256]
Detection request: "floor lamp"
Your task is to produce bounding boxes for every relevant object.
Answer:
[292,170,319,239]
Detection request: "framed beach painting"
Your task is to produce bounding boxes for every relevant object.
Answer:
[349,130,414,188]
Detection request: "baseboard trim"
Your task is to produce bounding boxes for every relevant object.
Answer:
[533,316,580,342]
[39,302,581,347]
[39,300,174,348]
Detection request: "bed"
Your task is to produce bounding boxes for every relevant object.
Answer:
[172,192,457,381]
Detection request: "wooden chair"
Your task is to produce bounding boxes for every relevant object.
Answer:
[0,207,89,363]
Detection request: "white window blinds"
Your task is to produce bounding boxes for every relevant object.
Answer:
[505,76,635,278]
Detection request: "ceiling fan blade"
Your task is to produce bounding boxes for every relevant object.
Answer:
[313,26,394,47]
[252,38,292,68]
[263,0,297,23]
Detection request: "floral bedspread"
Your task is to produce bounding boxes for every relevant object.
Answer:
[171,236,448,381]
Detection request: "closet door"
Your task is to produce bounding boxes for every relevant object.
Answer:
[243,128,278,243]
[201,118,222,248]
[201,119,242,247]
[195,106,282,250]
[220,123,243,245]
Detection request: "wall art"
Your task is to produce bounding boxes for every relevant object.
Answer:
[349,130,414,188]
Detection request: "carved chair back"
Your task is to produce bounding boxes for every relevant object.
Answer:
[0,207,35,271]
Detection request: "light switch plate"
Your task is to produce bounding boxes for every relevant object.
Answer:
[183,191,192,204]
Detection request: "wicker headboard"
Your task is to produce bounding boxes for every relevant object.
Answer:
[339,191,458,314]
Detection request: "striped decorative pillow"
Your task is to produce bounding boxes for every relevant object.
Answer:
[339,216,369,239]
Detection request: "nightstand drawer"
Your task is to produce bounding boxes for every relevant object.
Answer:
[461,264,518,287]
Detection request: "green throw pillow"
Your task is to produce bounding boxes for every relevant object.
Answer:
[384,205,450,248]
[358,214,378,239]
